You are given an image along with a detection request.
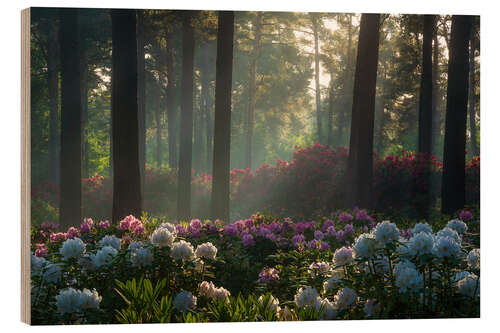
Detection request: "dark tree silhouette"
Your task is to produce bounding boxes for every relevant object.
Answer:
[111,9,142,222]
[311,13,323,144]
[345,13,380,209]
[431,21,440,155]
[177,11,195,220]
[47,15,60,185]
[137,9,146,194]
[59,8,82,230]
[416,14,435,219]
[441,15,473,215]
[166,29,178,169]
[211,11,235,222]
[468,18,478,158]
[418,15,435,155]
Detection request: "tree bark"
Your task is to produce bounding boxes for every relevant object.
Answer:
[201,41,212,174]
[245,12,262,170]
[137,9,146,191]
[418,15,435,155]
[177,12,195,220]
[111,9,142,222]
[80,46,89,178]
[416,15,435,219]
[166,30,178,169]
[345,13,380,209]
[431,21,440,155]
[441,15,472,215]
[211,11,234,222]
[468,21,478,158]
[312,13,323,144]
[59,8,82,230]
[327,79,334,146]
[47,18,60,185]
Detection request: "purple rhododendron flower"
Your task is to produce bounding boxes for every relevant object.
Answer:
[344,223,354,234]
[338,212,353,222]
[98,220,110,229]
[314,230,324,240]
[66,227,79,239]
[258,267,279,283]
[223,224,239,237]
[459,210,473,222]
[291,233,306,247]
[322,219,335,232]
[242,233,255,246]
[325,225,336,237]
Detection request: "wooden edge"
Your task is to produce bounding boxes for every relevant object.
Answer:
[21,7,31,325]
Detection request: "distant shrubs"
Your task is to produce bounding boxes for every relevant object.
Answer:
[31,145,480,221]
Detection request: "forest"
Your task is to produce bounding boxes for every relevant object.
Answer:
[29,8,480,324]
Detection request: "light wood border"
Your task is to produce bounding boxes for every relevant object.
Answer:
[21,7,31,325]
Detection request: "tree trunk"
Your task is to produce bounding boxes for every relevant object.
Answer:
[245,12,262,170]
[418,15,435,155]
[468,21,478,158]
[80,46,89,178]
[111,9,142,222]
[193,84,202,173]
[201,42,212,174]
[166,30,178,169]
[211,11,234,222]
[431,22,440,155]
[59,8,82,230]
[312,14,323,144]
[327,79,334,146]
[345,13,380,209]
[416,15,435,219]
[137,9,146,192]
[47,19,60,185]
[177,12,195,220]
[155,78,162,168]
[441,15,472,215]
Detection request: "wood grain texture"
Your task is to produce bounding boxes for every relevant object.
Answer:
[21,7,31,325]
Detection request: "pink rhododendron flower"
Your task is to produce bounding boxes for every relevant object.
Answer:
[98,220,110,229]
[338,212,354,222]
[66,227,79,239]
[35,244,48,257]
[459,210,473,222]
[50,232,67,242]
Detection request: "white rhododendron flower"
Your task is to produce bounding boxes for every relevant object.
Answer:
[323,272,343,293]
[31,254,47,275]
[212,286,231,301]
[55,287,101,314]
[318,298,337,320]
[80,288,102,310]
[334,287,358,310]
[90,246,118,268]
[294,286,321,308]
[363,299,380,317]
[353,233,378,258]
[42,263,62,283]
[409,232,434,255]
[412,222,433,235]
[433,236,461,258]
[173,290,196,313]
[457,274,479,298]
[99,235,121,250]
[171,240,195,261]
[436,227,461,244]
[195,242,217,260]
[258,295,281,314]
[395,266,423,293]
[60,237,86,259]
[393,260,417,277]
[467,248,480,270]
[373,221,400,245]
[130,247,153,267]
[308,262,332,278]
[128,241,143,251]
[446,219,468,234]
[150,228,175,248]
[159,222,177,235]
[199,281,216,297]
[333,247,353,266]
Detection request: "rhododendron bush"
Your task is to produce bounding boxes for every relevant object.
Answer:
[31,209,479,324]
[31,145,479,224]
